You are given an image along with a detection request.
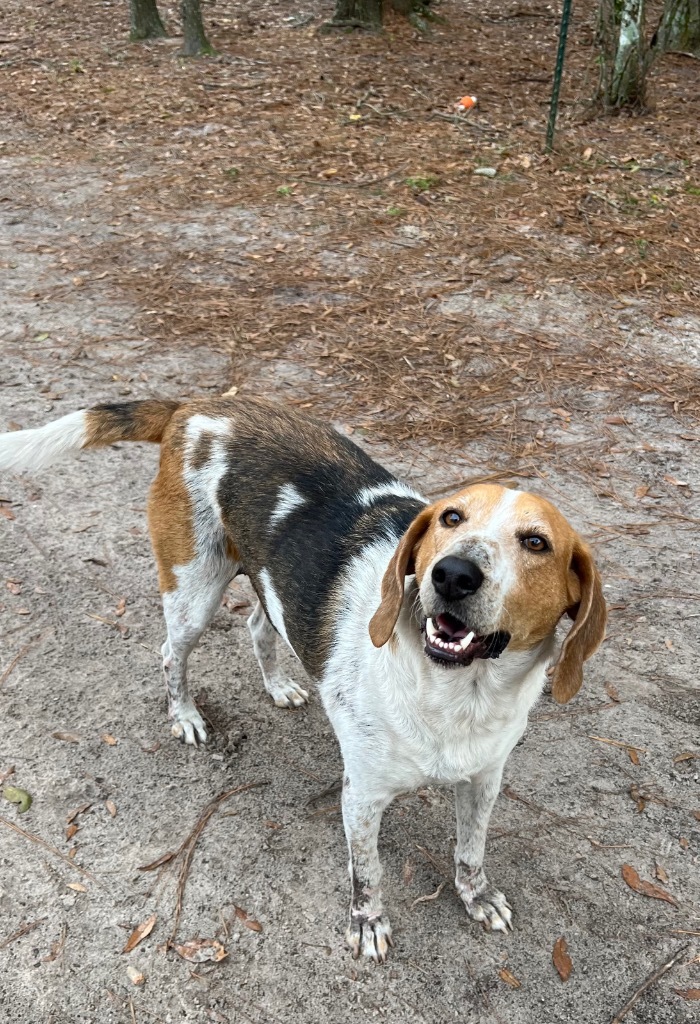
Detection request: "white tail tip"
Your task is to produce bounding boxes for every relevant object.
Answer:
[0,410,87,473]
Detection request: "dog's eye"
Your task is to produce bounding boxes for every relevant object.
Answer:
[440,509,463,528]
[522,535,549,552]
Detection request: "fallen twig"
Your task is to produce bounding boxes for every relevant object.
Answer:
[0,629,53,688]
[0,815,97,883]
[589,736,647,753]
[167,782,268,944]
[533,701,620,721]
[410,881,446,910]
[0,917,47,951]
[610,944,689,1023]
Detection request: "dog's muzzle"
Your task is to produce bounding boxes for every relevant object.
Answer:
[422,613,510,668]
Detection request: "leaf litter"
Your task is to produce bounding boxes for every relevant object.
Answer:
[621,864,678,908]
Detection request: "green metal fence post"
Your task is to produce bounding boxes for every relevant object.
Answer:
[545,0,574,153]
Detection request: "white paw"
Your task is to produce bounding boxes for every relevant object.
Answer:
[461,888,513,933]
[346,913,393,963]
[170,704,208,746]
[266,676,309,709]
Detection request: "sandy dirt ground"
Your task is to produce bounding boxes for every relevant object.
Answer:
[1,2,699,1023]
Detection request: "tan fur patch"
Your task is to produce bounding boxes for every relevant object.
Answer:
[147,416,195,594]
[85,400,181,448]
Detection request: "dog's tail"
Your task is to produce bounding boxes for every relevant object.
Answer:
[0,399,181,473]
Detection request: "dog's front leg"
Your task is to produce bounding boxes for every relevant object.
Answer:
[342,776,393,963]
[454,768,512,933]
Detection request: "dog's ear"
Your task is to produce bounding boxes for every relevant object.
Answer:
[368,506,434,648]
[551,540,607,703]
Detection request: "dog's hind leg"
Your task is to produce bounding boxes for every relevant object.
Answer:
[247,600,309,708]
[148,444,238,746]
[158,546,236,745]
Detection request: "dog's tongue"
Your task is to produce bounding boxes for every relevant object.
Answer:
[436,613,470,640]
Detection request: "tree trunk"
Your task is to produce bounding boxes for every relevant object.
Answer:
[327,0,384,30]
[597,0,649,109]
[130,0,167,41]
[322,0,438,32]
[653,0,700,55]
[181,0,216,56]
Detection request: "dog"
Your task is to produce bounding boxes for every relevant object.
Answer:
[0,396,606,961]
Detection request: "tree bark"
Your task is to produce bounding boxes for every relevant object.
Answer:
[181,0,216,56]
[323,0,438,32]
[597,0,649,109]
[652,0,700,55]
[327,0,384,30]
[130,0,167,41]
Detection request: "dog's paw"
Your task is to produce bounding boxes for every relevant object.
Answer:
[346,914,393,963]
[461,888,513,933]
[170,704,208,746]
[266,676,309,709]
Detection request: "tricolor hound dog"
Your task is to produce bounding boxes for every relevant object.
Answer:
[0,396,606,961]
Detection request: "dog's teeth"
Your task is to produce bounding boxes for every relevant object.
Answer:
[459,631,475,650]
[426,618,437,638]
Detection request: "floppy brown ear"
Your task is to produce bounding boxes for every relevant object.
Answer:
[551,540,607,703]
[368,506,434,648]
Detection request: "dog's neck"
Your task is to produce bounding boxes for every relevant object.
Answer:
[389,597,553,729]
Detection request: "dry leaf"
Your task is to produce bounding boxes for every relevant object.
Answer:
[655,863,669,884]
[582,146,593,161]
[693,811,700,822]
[674,752,698,764]
[621,864,678,907]
[498,967,521,989]
[122,913,157,953]
[675,989,700,1000]
[634,485,650,499]
[679,837,689,850]
[5,580,22,595]
[604,681,621,703]
[67,882,87,893]
[628,748,640,766]
[402,858,415,886]
[66,823,79,840]
[105,799,117,818]
[52,731,80,744]
[630,786,646,813]
[0,506,16,521]
[101,733,118,746]
[138,851,176,872]
[115,598,126,617]
[553,936,572,981]
[66,802,91,824]
[172,938,228,963]
[234,906,263,932]
[604,415,626,425]
[663,474,689,487]
[127,966,145,987]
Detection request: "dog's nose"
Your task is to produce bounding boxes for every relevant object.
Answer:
[431,556,484,601]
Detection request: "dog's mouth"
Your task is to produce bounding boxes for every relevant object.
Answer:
[422,613,510,667]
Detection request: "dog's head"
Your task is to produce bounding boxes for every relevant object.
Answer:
[368,484,606,702]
